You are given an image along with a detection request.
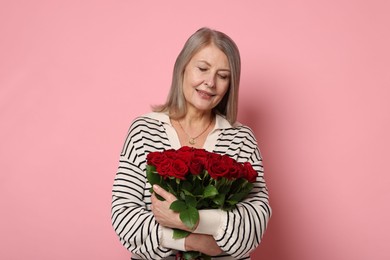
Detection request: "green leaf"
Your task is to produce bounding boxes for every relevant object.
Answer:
[146,164,156,174]
[180,206,199,229]
[146,169,161,187]
[244,182,254,192]
[203,185,218,198]
[183,251,202,260]
[172,228,191,239]
[183,189,194,197]
[212,193,225,206]
[185,195,197,208]
[228,191,249,204]
[170,200,187,212]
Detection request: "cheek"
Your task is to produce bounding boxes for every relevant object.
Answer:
[219,82,230,96]
[184,69,202,86]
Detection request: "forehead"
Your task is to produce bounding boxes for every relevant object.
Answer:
[190,44,230,68]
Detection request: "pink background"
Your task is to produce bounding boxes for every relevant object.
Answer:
[1,1,389,259]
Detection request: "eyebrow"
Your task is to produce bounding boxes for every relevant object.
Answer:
[198,60,231,72]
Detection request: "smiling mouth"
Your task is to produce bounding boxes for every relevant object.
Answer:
[196,89,215,97]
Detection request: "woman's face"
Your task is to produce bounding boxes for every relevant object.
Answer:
[182,44,231,114]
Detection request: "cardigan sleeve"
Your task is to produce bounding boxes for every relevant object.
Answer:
[199,126,272,258]
[215,155,271,258]
[111,119,175,259]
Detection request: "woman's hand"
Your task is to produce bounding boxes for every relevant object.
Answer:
[151,185,222,256]
[151,185,195,231]
[185,233,223,256]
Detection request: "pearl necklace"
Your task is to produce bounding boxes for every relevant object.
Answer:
[178,118,213,145]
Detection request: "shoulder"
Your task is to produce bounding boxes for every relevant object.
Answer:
[124,112,170,149]
[125,112,170,142]
[214,118,261,162]
[220,125,258,146]
[130,112,170,128]
[235,123,257,141]
[217,115,257,142]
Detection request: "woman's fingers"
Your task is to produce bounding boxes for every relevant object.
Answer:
[151,185,189,230]
[153,185,176,202]
[185,233,222,256]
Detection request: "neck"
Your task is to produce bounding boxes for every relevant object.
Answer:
[181,108,214,127]
[175,110,215,146]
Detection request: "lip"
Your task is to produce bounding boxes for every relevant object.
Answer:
[196,89,215,97]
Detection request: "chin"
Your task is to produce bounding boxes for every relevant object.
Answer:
[192,105,213,113]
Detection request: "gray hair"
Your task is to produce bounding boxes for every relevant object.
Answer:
[153,27,241,124]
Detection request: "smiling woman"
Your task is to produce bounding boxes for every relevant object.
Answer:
[111,27,271,260]
[176,44,231,148]
[182,45,231,115]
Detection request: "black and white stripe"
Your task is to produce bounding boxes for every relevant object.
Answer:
[111,114,271,259]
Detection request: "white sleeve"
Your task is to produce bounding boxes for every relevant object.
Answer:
[193,209,225,236]
[160,226,186,251]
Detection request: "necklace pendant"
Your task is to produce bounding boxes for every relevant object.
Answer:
[189,138,196,145]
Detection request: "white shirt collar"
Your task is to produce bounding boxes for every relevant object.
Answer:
[144,111,238,151]
[144,111,236,130]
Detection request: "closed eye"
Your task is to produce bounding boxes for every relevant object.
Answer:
[218,74,229,80]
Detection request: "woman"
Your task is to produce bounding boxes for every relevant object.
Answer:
[111,27,271,259]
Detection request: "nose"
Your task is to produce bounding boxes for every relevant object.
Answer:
[204,74,215,88]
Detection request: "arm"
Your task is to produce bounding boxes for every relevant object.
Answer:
[193,127,272,258]
[151,158,270,258]
[151,185,223,256]
[214,157,271,258]
[150,139,271,258]
[111,120,174,259]
[185,233,223,256]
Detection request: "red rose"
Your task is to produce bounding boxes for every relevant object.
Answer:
[163,149,178,159]
[176,147,195,166]
[189,149,208,168]
[188,157,205,175]
[177,146,193,153]
[206,154,231,180]
[169,159,189,180]
[147,151,164,167]
[228,161,243,179]
[193,148,209,160]
[221,155,234,166]
[242,162,258,183]
[218,155,239,179]
[206,152,221,162]
[156,157,174,179]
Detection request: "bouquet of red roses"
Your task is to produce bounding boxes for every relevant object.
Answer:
[146,146,257,260]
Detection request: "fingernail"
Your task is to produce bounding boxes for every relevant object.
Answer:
[153,184,159,190]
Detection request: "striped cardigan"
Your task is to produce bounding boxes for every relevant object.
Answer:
[111,112,271,259]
